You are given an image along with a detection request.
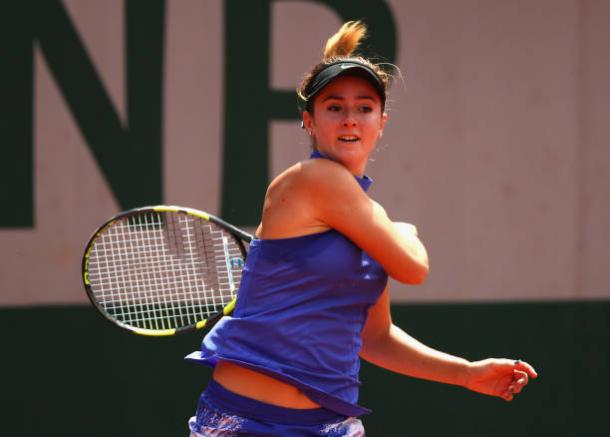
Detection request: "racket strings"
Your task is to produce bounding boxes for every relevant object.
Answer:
[86,211,245,331]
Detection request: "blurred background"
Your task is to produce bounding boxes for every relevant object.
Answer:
[2,0,609,435]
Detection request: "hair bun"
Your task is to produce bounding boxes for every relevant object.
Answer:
[323,21,367,60]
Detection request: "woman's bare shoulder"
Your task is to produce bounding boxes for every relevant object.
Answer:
[258,158,361,238]
[268,157,355,194]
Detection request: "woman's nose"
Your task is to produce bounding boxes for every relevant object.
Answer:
[342,111,357,126]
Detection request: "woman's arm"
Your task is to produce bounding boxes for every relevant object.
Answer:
[360,287,538,401]
[302,159,429,284]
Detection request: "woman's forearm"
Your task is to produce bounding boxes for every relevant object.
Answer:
[360,324,470,387]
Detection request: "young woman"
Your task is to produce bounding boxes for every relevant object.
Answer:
[186,21,537,437]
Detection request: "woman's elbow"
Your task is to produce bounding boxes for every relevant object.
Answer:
[407,264,429,284]
[399,236,429,284]
[393,261,429,285]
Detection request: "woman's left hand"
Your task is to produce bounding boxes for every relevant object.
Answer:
[464,358,538,401]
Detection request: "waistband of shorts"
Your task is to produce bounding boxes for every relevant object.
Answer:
[201,379,347,425]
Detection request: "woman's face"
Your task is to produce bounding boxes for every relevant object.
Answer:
[302,75,387,176]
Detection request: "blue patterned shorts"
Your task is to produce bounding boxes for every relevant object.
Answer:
[188,380,365,436]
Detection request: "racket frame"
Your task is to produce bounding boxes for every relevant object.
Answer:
[82,205,252,336]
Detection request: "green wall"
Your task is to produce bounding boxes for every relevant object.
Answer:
[4,301,609,436]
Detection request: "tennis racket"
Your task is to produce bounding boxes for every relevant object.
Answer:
[82,205,252,336]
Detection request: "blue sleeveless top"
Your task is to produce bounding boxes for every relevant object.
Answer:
[186,152,388,417]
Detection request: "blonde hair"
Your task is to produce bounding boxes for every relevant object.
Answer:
[297,21,391,109]
[323,21,367,59]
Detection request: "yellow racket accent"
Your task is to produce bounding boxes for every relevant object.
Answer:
[184,208,211,220]
[83,219,116,286]
[152,205,211,220]
[223,297,237,315]
[196,320,208,330]
[133,328,177,337]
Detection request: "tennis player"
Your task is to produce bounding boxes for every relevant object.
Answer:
[185,21,537,436]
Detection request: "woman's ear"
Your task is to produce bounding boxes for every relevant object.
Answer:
[379,112,388,138]
[302,111,314,135]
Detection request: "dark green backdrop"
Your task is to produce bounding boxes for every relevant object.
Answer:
[4,301,609,436]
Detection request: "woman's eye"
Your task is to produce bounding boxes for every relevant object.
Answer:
[327,104,341,112]
[359,106,373,113]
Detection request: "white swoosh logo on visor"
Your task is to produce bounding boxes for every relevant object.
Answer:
[340,64,353,69]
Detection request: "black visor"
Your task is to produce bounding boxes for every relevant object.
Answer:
[303,60,386,112]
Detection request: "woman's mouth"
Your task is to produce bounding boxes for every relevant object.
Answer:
[338,135,359,143]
